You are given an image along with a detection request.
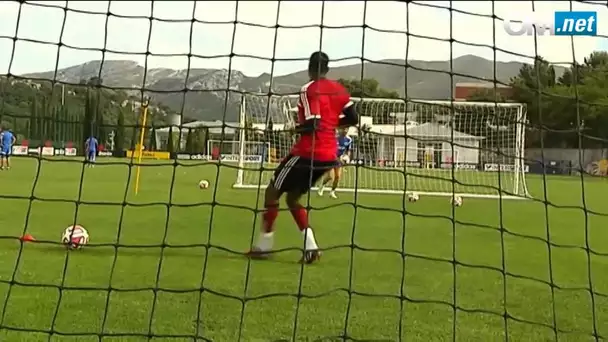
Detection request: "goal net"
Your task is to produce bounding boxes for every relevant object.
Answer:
[234,94,529,199]
[3,1,602,341]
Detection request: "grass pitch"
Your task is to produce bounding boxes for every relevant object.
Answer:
[0,157,608,342]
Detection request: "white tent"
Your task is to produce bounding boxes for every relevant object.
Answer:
[376,122,485,166]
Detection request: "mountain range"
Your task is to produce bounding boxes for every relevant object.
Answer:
[24,55,566,122]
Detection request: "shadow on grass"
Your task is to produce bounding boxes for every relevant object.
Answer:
[21,241,302,266]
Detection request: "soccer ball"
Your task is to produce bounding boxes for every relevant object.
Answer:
[407,192,419,202]
[340,154,350,164]
[199,180,210,189]
[451,195,463,207]
[61,225,89,249]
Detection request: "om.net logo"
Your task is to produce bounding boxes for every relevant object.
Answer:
[504,11,597,36]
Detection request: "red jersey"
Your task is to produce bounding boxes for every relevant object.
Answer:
[290,79,351,161]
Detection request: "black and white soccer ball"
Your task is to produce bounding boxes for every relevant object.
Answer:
[340,154,350,164]
[407,192,420,202]
[451,195,463,207]
[199,180,210,189]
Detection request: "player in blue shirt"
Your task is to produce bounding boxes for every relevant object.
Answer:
[318,127,353,199]
[84,136,98,167]
[0,126,16,170]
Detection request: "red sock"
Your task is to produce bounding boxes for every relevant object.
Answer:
[262,204,279,233]
[290,205,309,231]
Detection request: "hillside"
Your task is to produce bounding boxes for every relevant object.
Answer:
[23,55,567,122]
[0,76,174,145]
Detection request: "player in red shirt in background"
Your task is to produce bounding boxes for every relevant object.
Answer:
[247,51,358,264]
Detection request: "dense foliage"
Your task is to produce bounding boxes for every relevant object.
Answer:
[0,77,172,151]
[6,54,605,154]
[337,78,400,99]
[469,51,608,149]
[338,78,401,125]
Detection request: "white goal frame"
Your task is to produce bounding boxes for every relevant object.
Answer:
[232,95,530,200]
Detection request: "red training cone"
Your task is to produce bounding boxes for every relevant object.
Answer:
[20,234,36,242]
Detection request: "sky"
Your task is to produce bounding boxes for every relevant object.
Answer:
[0,0,607,77]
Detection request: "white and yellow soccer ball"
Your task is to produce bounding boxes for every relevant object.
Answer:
[451,195,463,207]
[199,180,210,189]
[62,225,89,249]
[407,192,419,202]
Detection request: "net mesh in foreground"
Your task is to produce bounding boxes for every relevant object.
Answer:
[0,1,606,341]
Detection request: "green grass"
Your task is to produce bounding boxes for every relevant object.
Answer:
[242,163,523,196]
[0,157,608,342]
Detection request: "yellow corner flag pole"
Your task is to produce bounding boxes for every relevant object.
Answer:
[134,100,149,195]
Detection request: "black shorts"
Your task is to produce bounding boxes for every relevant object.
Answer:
[271,155,338,195]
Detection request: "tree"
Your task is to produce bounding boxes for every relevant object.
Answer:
[467,88,508,102]
[510,57,556,108]
[191,128,207,153]
[185,128,195,153]
[54,106,59,142]
[40,95,49,140]
[65,109,72,143]
[60,105,68,142]
[559,51,608,86]
[115,108,126,152]
[0,76,175,144]
[29,97,38,140]
[149,126,158,151]
[337,78,402,124]
[338,78,400,99]
[70,109,80,144]
[558,64,583,87]
[83,90,95,141]
[509,56,560,146]
[509,51,608,148]
[167,126,175,154]
[51,106,58,142]
[95,103,104,141]
[87,77,103,87]
[549,72,608,146]
[511,56,556,91]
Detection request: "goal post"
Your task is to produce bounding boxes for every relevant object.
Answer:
[233,94,530,199]
[233,94,297,186]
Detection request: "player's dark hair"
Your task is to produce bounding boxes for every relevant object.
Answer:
[308,51,329,79]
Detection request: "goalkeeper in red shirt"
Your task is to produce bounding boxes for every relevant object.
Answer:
[247,51,358,264]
